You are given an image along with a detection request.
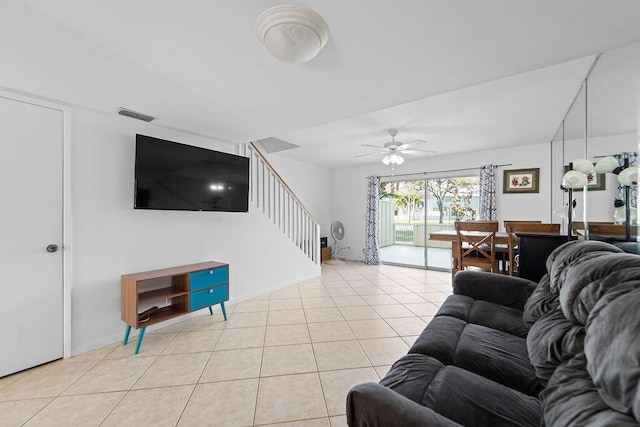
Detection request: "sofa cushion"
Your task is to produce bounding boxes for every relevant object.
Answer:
[379,353,445,404]
[410,315,542,396]
[347,382,464,427]
[423,364,541,427]
[409,315,467,365]
[437,294,529,337]
[541,353,638,426]
[380,354,540,427]
[452,270,538,310]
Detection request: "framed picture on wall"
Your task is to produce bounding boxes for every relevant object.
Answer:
[563,165,606,191]
[503,168,540,193]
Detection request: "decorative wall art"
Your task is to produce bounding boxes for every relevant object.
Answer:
[503,168,540,194]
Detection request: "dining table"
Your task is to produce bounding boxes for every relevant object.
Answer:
[429,230,509,275]
[430,229,567,280]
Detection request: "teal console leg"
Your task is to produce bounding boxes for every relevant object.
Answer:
[123,324,132,345]
[134,327,146,355]
[208,306,213,316]
[220,302,227,321]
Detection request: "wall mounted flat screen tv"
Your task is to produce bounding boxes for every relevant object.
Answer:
[134,134,250,212]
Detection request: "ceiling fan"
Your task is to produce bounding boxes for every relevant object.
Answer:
[356,129,435,165]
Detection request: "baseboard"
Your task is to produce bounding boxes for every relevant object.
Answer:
[69,271,322,357]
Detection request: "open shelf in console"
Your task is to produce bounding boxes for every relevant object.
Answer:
[137,275,189,307]
[138,303,187,328]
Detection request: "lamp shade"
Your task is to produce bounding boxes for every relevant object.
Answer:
[618,167,638,186]
[256,5,329,63]
[572,158,594,174]
[562,170,587,189]
[594,156,619,174]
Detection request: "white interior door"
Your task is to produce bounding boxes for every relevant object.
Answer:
[0,95,64,377]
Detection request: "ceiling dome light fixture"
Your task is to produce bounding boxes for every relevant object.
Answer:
[256,5,329,64]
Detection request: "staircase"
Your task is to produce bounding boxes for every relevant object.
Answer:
[236,142,321,265]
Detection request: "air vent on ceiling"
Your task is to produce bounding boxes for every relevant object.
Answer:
[117,108,155,122]
[257,137,300,153]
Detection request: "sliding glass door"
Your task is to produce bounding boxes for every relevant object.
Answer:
[379,176,480,270]
[379,180,427,267]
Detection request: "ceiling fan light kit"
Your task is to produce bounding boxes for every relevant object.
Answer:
[356,129,434,167]
[382,153,404,165]
[256,5,329,64]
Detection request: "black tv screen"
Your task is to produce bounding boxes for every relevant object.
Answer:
[134,134,249,212]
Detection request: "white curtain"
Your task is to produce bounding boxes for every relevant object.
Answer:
[479,165,497,220]
[365,176,381,264]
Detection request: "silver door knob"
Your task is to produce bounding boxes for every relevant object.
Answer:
[46,244,59,253]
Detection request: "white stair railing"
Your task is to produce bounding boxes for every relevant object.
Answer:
[236,142,321,265]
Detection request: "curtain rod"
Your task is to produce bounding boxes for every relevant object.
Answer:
[378,163,512,179]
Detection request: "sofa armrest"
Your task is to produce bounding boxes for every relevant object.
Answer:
[453,270,538,310]
[347,382,462,427]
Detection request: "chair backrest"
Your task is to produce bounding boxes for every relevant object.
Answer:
[505,222,561,275]
[506,222,561,235]
[454,221,498,269]
[571,221,614,232]
[503,220,541,230]
[587,223,627,235]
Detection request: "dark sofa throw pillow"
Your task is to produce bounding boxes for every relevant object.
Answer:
[560,253,640,324]
[522,274,559,328]
[547,241,623,294]
[526,243,631,388]
[586,282,640,419]
[541,352,639,426]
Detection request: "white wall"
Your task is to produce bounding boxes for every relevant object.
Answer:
[69,108,319,355]
[260,153,332,237]
[330,142,553,262]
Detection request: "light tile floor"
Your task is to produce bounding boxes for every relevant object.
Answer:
[0,261,451,427]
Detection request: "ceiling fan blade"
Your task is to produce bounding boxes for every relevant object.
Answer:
[401,139,427,148]
[360,143,385,149]
[401,149,436,155]
[355,151,388,158]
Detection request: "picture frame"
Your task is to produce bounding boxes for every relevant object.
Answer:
[503,168,539,194]
[563,165,606,191]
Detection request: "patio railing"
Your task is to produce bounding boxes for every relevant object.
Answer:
[381,223,453,248]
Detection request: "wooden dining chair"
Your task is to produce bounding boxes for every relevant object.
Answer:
[505,222,561,276]
[571,222,615,234]
[497,221,543,272]
[503,220,541,229]
[454,221,499,277]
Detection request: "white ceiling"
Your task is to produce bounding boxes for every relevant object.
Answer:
[2,1,640,168]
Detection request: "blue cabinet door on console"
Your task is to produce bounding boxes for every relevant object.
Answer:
[190,266,229,291]
[189,265,229,319]
[191,285,229,311]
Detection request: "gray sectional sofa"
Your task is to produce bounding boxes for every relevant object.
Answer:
[347,240,640,426]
